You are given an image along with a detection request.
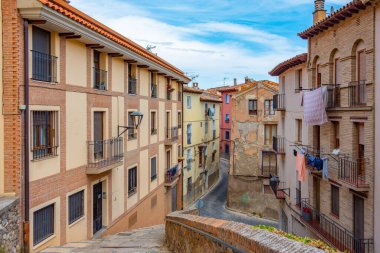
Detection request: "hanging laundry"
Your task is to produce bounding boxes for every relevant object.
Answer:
[303,87,328,126]
[296,154,306,182]
[332,149,340,156]
[306,154,323,171]
[322,157,329,179]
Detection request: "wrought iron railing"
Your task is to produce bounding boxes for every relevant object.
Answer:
[93,67,107,90]
[87,137,123,169]
[32,50,58,83]
[270,181,286,199]
[165,165,179,184]
[348,81,366,106]
[301,200,374,253]
[273,136,285,154]
[151,83,158,98]
[128,77,137,94]
[295,188,301,207]
[166,127,179,142]
[273,93,285,111]
[323,84,340,108]
[32,146,58,160]
[339,157,368,189]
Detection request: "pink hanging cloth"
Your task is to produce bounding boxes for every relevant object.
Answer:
[296,154,306,182]
[303,87,328,126]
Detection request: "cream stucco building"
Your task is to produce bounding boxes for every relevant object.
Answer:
[182,83,221,208]
[0,0,190,252]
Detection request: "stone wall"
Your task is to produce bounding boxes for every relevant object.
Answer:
[165,209,325,253]
[0,197,20,253]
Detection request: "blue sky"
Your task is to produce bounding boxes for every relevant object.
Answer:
[71,0,350,88]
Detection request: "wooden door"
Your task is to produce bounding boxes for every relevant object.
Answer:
[32,26,51,81]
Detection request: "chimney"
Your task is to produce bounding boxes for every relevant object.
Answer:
[313,0,326,24]
[192,82,198,88]
[233,78,237,86]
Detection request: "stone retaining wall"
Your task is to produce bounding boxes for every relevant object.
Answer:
[165,209,325,253]
[0,197,20,253]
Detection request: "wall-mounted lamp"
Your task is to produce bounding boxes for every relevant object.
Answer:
[118,111,144,137]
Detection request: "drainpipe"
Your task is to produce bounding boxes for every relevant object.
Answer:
[181,84,184,210]
[23,19,30,253]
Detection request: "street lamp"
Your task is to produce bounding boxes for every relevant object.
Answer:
[117,111,144,137]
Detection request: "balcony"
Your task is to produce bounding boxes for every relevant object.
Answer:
[151,83,158,98]
[128,77,137,94]
[348,81,366,107]
[31,50,58,83]
[165,127,179,145]
[93,67,107,90]
[300,200,374,253]
[338,157,369,191]
[323,84,340,108]
[165,165,179,187]
[86,137,123,174]
[273,136,285,155]
[270,181,287,199]
[273,93,285,111]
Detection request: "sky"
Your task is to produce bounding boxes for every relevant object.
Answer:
[71,0,350,89]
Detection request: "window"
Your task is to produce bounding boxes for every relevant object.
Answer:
[186,96,191,109]
[264,124,277,145]
[264,100,274,115]
[332,121,340,149]
[32,111,58,160]
[296,119,302,143]
[248,99,257,115]
[151,157,157,181]
[32,26,57,83]
[358,50,366,81]
[93,50,107,90]
[295,69,302,91]
[178,112,182,129]
[187,124,192,144]
[151,72,157,98]
[151,111,157,135]
[225,114,230,123]
[128,167,137,196]
[68,190,84,225]
[166,150,171,169]
[205,103,209,115]
[225,144,230,154]
[186,149,192,169]
[128,112,137,140]
[187,177,192,192]
[128,64,137,94]
[225,94,230,104]
[205,121,209,134]
[331,185,339,217]
[225,131,230,140]
[33,204,54,245]
[198,146,204,168]
[178,145,182,158]
[212,142,216,162]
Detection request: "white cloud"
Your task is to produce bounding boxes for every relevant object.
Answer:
[71,0,307,88]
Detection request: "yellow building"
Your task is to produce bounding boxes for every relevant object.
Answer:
[0,0,192,252]
[183,83,221,207]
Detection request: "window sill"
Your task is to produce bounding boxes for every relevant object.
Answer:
[128,93,137,96]
[68,215,85,228]
[31,78,59,85]
[33,234,56,250]
[128,190,137,198]
[151,176,157,182]
[128,137,137,141]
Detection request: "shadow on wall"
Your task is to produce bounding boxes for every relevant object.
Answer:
[227,175,279,221]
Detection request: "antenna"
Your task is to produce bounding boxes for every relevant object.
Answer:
[223,77,228,85]
[146,45,157,52]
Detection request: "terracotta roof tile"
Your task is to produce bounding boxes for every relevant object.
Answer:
[183,86,203,94]
[298,0,371,39]
[39,0,190,80]
[269,53,307,76]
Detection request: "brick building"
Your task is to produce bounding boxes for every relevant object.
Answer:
[227,80,279,220]
[269,0,377,252]
[182,83,221,207]
[1,0,190,252]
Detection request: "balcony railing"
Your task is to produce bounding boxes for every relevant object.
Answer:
[348,81,366,106]
[128,77,137,94]
[339,157,369,189]
[323,84,340,108]
[301,200,374,253]
[93,67,107,90]
[270,181,287,199]
[165,127,179,143]
[273,93,285,111]
[87,137,123,172]
[32,50,58,83]
[32,145,58,160]
[151,83,158,98]
[273,136,285,154]
[165,165,179,186]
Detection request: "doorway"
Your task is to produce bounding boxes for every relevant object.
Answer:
[93,182,103,234]
[353,195,364,252]
[171,185,177,212]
